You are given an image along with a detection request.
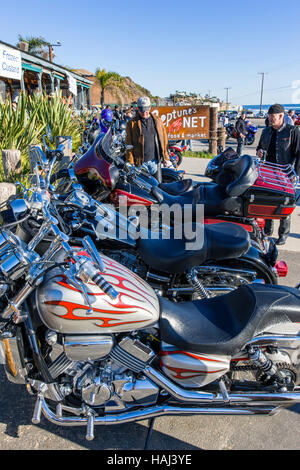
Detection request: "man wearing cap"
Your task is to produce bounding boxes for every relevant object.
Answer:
[256,103,300,245]
[125,96,170,181]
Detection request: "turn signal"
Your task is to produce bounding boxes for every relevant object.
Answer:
[275,260,288,277]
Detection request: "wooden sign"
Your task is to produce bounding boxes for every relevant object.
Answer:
[151,105,210,139]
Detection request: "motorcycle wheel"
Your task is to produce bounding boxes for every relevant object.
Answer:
[246,135,255,145]
[173,151,183,167]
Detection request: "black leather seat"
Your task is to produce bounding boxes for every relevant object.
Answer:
[159,179,194,195]
[138,221,250,273]
[159,284,300,356]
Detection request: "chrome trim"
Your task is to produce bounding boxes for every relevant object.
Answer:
[143,366,300,406]
[64,335,114,361]
[244,335,300,348]
[255,159,298,190]
[40,401,278,428]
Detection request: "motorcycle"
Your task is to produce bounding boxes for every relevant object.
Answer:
[71,131,296,277]
[168,140,187,167]
[2,150,300,448]
[82,118,183,184]
[225,122,258,145]
[31,131,287,297]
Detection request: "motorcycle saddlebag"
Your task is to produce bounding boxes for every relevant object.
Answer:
[241,161,297,219]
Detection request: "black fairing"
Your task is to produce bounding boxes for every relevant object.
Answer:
[159,284,300,356]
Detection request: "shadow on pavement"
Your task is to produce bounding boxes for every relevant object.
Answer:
[0,370,200,450]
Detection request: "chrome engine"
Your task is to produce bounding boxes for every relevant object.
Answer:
[38,332,159,412]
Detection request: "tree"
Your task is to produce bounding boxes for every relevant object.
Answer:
[95,68,125,106]
[17,35,49,58]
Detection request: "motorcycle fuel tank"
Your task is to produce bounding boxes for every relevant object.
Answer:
[35,252,160,334]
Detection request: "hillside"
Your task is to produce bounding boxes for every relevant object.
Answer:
[74,69,154,105]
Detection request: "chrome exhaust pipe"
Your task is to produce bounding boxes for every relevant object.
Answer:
[40,399,278,429]
[143,366,300,407]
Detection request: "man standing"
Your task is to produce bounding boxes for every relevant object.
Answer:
[256,103,300,245]
[284,109,295,126]
[125,96,170,181]
[235,111,247,156]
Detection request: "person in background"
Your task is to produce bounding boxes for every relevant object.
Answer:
[100,108,113,133]
[114,105,121,121]
[284,109,295,125]
[222,114,229,127]
[235,111,247,156]
[125,96,171,181]
[124,108,133,122]
[256,103,300,245]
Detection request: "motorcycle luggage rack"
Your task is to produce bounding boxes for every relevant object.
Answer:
[254,158,298,191]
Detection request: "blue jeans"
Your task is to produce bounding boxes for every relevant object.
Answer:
[141,159,158,175]
[237,136,244,156]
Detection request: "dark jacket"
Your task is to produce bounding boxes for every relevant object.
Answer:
[256,122,300,175]
[125,113,169,166]
[235,117,247,137]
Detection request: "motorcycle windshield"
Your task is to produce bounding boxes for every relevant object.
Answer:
[75,129,119,189]
[99,128,114,160]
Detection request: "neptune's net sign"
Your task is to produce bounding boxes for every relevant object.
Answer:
[0,45,21,80]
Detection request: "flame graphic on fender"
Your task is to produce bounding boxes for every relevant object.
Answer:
[160,350,228,380]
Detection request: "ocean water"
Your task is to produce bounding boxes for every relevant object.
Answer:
[244,104,300,113]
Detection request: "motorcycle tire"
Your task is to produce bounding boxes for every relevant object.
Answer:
[173,151,183,167]
[246,135,255,146]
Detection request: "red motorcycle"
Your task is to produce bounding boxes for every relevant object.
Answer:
[168,140,187,167]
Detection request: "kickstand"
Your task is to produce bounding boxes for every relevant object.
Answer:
[144,418,155,450]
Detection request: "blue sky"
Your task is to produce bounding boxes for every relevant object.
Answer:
[2,0,300,105]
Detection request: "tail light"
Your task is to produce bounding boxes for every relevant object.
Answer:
[275,260,288,277]
[255,218,265,230]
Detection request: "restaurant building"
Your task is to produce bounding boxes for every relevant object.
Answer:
[0,40,93,109]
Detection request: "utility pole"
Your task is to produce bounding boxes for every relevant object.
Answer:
[224,87,231,111]
[258,72,267,113]
[47,41,61,62]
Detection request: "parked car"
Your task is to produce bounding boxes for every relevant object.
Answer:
[228,111,239,121]
[245,110,255,118]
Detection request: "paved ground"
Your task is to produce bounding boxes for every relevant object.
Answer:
[1,127,300,451]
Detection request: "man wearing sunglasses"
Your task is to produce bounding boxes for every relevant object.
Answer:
[125,96,171,181]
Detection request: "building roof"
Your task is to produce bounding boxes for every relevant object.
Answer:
[0,40,93,86]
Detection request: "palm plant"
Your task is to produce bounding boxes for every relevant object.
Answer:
[0,92,45,157]
[17,35,49,57]
[95,68,126,106]
[27,91,82,151]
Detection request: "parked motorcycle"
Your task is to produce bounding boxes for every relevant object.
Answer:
[168,140,187,167]
[225,122,258,145]
[33,130,288,296]
[71,131,296,275]
[81,118,183,184]
[1,152,300,448]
